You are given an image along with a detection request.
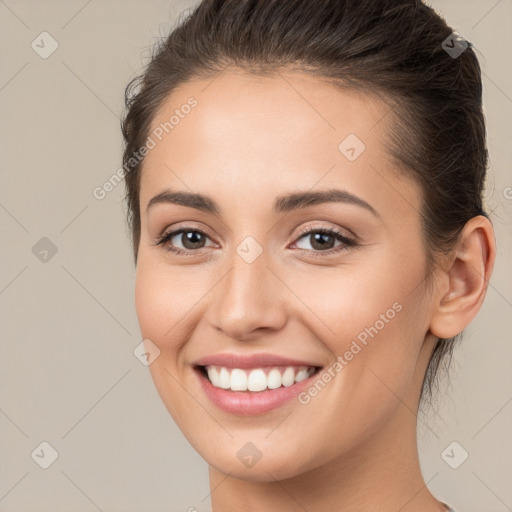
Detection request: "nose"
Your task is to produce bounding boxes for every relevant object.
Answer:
[208,248,287,342]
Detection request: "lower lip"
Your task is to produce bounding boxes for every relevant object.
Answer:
[194,367,320,416]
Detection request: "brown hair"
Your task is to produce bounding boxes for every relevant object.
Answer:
[121,0,489,401]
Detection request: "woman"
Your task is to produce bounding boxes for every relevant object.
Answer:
[121,1,495,510]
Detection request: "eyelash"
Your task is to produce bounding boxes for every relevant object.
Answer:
[153,225,357,257]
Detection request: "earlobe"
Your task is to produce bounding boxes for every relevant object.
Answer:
[429,215,495,339]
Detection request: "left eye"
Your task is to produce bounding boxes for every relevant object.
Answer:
[293,229,354,252]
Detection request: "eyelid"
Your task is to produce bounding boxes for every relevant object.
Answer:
[292,222,356,243]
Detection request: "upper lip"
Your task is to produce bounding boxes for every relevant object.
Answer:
[193,353,323,369]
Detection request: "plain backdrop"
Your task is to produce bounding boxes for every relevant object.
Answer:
[1,1,511,510]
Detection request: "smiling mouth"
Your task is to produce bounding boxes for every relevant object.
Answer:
[195,364,322,392]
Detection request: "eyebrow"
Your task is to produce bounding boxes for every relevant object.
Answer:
[146,188,379,217]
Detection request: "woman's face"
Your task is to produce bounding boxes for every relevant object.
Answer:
[135,70,437,480]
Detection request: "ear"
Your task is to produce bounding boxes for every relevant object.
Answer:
[429,215,496,339]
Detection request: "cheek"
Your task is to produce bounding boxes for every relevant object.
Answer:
[134,255,202,351]
[286,257,429,400]
[134,257,198,422]
[281,272,428,463]
[135,269,169,345]
[286,254,426,346]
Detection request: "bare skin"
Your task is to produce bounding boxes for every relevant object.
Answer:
[134,70,495,511]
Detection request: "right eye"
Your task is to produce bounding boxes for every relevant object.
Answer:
[154,227,216,255]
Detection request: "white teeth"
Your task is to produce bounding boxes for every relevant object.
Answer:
[267,368,282,389]
[208,366,219,387]
[205,365,316,392]
[230,369,247,391]
[218,367,231,389]
[247,369,267,392]
[294,368,310,383]
[282,367,295,387]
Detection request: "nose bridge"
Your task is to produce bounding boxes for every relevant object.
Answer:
[210,240,286,339]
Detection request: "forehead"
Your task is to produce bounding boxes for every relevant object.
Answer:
[145,70,388,159]
[139,70,419,220]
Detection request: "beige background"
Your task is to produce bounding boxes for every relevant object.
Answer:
[1,0,511,510]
